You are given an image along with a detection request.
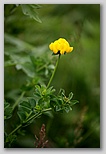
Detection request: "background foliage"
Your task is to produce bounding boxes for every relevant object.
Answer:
[4,4,100,148]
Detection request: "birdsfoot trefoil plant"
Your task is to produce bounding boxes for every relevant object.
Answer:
[4,38,79,147]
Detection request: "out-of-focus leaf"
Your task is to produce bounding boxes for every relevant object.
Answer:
[48,64,55,70]
[21,4,42,23]
[29,4,42,9]
[4,101,13,120]
[4,33,35,53]
[4,60,15,67]
[16,62,36,78]
[7,53,36,78]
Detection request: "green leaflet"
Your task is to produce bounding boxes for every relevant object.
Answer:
[51,89,79,113]
[17,99,36,122]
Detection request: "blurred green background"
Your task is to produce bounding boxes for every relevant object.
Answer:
[4,4,100,148]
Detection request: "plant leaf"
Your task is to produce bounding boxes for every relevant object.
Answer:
[21,4,42,23]
[29,4,42,9]
[70,100,79,106]
[18,101,31,113]
[4,101,13,120]
[69,92,73,100]
[17,110,26,122]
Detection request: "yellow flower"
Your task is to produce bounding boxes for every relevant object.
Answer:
[49,38,73,55]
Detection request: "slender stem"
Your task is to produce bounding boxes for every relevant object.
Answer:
[37,64,47,72]
[25,112,42,124]
[12,91,25,110]
[42,107,52,112]
[47,55,60,89]
[9,124,22,136]
[8,108,52,136]
[25,108,52,124]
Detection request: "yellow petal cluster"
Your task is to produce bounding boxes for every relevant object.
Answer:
[49,38,73,55]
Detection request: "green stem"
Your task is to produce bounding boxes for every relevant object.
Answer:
[8,124,22,136]
[37,64,47,72]
[8,108,52,136]
[25,112,42,125]
[12,91,25,110]
[25,108,52,124]
[47,55,60,89]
